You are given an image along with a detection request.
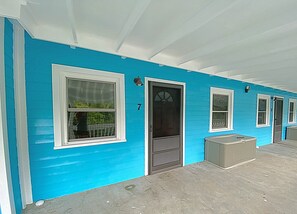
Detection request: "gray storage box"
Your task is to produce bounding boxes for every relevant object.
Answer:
[205,134,256,169]
[287,126,297,141]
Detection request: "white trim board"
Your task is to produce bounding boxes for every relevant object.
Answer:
[144,77,186,176]
[0,17,16,214]
[13,21,33,207]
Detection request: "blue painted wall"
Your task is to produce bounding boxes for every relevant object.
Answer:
[25,32,297,201]
[4,19,23,214]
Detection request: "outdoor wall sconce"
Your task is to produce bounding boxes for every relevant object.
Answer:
[245,85,251,93]
[134,76,143,86]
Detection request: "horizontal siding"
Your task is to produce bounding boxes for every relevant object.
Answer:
[25,32,297,201]
[4,19,22,214]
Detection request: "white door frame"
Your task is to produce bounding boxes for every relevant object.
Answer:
[144,77,186,176]
[271,96,284,143]
[0,17,16,214]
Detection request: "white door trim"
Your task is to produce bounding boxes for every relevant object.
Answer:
[13,21,33,206]
[144,77,186,176]
[271,96,284,143]
[0,17,16,214]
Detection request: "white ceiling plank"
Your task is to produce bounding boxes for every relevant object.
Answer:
[65,0,77,44]
[204,50,297,75]
[114,0,151,52]
[148,0,239,59]
[198,41,297,70]
[213,58,297,76]
[178,19,297,65]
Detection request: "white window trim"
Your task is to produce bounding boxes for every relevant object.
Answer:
[52,64,126,149]
[209,87,234,133]
[288,98,297,124]
[256,94,270,128]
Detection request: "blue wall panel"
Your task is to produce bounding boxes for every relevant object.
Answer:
[4,19,22,214]
[25,33,297,201]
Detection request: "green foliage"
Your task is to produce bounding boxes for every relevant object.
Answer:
[72,101,114,109]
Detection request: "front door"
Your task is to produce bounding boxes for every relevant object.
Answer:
[273,97,283,143]
[149,82,183,174]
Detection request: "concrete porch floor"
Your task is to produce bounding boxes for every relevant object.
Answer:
[24,142,297,214]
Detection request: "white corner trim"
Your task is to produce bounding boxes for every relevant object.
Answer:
[288,98,297,124]
[13,21,33,207]
[209,87,234,132]
[256,94,271,128]
[144,77,186,176]
[0,17,16,214]
[52,64,126,149]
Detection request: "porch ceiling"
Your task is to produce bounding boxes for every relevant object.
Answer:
[3,0,297,93]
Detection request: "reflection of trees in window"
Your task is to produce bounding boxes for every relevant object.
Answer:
[155,91,173,102]
[67,78,116,140]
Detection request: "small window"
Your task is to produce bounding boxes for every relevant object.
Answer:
[52,64,126,149]
[288,99,296,123]
[210,87,234,132]
[256,94,270,127]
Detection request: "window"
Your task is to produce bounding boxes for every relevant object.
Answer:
[288,99,296,123]
[52,64,126,149]
[256,94,270,127]
[210,87,234,132]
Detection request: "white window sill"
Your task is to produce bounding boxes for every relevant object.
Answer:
[256,124,270,128]
[288,122,296,124]
[209,128,233,133]
[54,139,127,150]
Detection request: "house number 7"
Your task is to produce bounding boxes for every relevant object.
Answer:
[138,104,142,110]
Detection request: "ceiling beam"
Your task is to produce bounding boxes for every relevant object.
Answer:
[114,0,151,52]
[65,0,77,44]
[178,18,297,65]
[148,0,239,59]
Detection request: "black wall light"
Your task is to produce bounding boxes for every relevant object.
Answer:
[245,85,250,93]
[134,76,143,86]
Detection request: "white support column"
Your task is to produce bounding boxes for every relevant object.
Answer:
[13,21,33,207]
[0,17,16,214]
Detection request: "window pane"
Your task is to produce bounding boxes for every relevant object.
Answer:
[68,78,115,109]
[212,112,228,129]
[290,102,294,111]
[258,99,267,111]
[68,112,116,140]
[258,112,266,125]
[289,112,294,122]
[213,94,228,111]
